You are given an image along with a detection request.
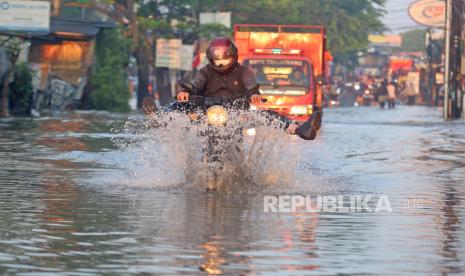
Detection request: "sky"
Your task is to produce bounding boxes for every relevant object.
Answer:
[383,0,421,33]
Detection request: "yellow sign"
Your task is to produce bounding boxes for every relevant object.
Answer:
[263,67,293,75]
[368,35,402,47]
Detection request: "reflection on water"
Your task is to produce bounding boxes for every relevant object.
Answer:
[0,106,464,274]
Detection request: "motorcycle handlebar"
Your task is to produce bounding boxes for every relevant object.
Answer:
[178,82,266,103]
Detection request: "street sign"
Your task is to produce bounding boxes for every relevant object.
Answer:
[408,0,445,28]
[199,12,231,28]
[156,39,182,69]
[156,39,196,71]
[0,1,50,32]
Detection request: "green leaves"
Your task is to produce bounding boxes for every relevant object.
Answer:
[9,63,33,115]
[398,29,426,52]
[195,24,230,39]
[138,17,172,32]
[133,0,386,55]
[91,29,131,112]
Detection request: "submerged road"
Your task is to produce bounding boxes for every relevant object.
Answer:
[0,105,464,274]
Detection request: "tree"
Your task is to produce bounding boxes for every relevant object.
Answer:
[9,62,33,115]
[91,28,130,112]
[398,29,427,52]
[0,37,22,117]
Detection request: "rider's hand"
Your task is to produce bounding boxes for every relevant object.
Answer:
[250,94,262,104]
[177,92,190,102]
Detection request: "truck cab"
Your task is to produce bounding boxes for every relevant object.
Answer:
[234,24,329,124]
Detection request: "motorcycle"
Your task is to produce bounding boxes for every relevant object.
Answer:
[145,81,318,190]
[166,82,274,191]
[362,85,375,106]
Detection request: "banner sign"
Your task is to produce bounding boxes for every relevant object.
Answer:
[0,1,50,32]
[368,35,402,47]
[156,39,182,69]
[156,39,196,71]
[408,0,445,28]
[199,12,231,28]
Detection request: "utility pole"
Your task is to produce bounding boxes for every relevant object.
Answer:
[427,29,435,106]
[451,0,463,119]
[458,0,465,120]
[444,0,464,119]
[444,0,452,118]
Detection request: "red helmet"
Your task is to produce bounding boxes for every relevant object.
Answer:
[206,37,238,73]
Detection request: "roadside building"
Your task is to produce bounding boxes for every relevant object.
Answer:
[1,0,117,114]
[27,17,115,111]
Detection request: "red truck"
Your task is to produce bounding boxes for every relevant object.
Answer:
[233,24,331,128]
[389,57,414,73]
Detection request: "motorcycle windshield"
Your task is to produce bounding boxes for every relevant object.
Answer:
[243,59,312,91]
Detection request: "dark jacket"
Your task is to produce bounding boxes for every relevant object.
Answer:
[376,82,388,97]
[178,63,259,98]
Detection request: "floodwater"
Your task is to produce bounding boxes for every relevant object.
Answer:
[0,106,464,275]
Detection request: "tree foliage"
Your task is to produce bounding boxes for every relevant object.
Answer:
[398,29,426,52]
[9,63,33,115]
[130,0,386,58]
[91,28,131,112]
[133,0,386,64]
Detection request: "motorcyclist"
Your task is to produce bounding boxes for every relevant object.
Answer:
[176,37,317,140]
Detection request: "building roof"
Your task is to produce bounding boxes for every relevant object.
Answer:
[49,18,116,39]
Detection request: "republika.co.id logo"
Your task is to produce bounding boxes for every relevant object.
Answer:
[0,1,10,10]
[264,195,425,213]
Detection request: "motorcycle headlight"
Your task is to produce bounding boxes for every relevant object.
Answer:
[246,128,256,137]
[206,106,228,126]
[289,105,312,115]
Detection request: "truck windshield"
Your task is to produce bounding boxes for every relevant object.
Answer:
[243,59,311,87]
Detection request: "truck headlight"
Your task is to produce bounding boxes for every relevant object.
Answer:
[207,106,228,126]
[289,105,312,115]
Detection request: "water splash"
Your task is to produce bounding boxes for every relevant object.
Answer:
[110,109,302,192]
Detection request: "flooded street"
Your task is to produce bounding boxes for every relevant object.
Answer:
[1,106,465,275]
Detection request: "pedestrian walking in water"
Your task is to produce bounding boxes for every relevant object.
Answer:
[405,82,416,105]
[387,81,396,109]
[376,80,388,109]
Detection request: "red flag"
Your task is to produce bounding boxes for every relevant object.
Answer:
[192,52,200,69]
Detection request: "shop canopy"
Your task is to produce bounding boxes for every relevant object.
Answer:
[1,18,116,41]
